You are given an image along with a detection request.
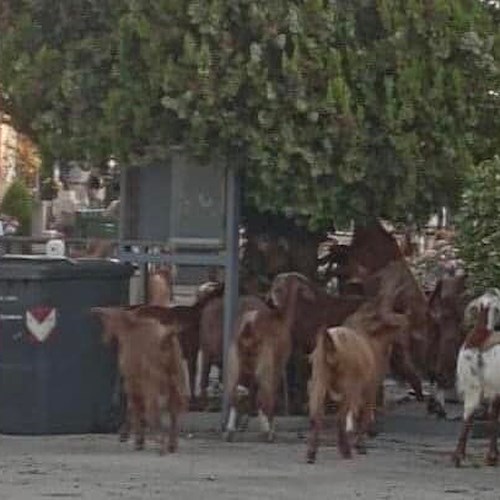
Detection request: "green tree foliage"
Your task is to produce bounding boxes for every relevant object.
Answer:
[1,0,499,230]
[0,179,33,235]
[456,156,500,293]
[0,0,124,167]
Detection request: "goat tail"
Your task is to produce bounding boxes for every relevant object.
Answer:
[237,312,262,354]
[327,326,376,376]
[308,328,329,419]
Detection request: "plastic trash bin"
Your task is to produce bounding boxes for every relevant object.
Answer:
[0,255,133,434]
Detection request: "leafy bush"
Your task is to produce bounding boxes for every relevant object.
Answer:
[455,156,500,294]
[0,180,34,236]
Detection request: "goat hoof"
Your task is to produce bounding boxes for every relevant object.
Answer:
[339,446,353,459]
[224,430,235,443]
[266,431,275,443]
[426,398,435,414]
[119,433,130,443]
[306,450,316,464]
[485,452,498,466]
[167,443,177,454]
[428,401,447,420]
[355,443,367,455]
[436,410,447,420]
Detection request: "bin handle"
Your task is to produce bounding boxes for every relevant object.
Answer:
[0,254,78,264]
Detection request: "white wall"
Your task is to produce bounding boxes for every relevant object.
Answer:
[0,119,18,202]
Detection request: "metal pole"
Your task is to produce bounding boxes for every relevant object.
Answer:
[221,166,240,430]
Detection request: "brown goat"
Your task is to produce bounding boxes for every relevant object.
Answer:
[224,278,304,442]
[337,222,429,392]
[361,260,429,402]
[426,274,466,418]
[270,273,366,353]
[270,263,426,412]
[342,220,403,281]
[268,272,366,412]
[198,294,269,407]
[92,307,187,454]
[343,230,430,403]
[134,282,224,408]
[307,326,377,462]
[307,296,409,462]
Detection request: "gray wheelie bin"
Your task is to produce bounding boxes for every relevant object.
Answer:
[0,256,133,434]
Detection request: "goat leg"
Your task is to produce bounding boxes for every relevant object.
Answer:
[366,385,384,438]
[131,397,146,451]
[287,354,309,415]
[336,411,353,459]
[355,405,374,455]
[390,344,424,401]
[257,409,275,443]
[485,397,500,466]
[168,411,179,454]
[224,406,238,442]
[126,391,143,450]
[118,410,131,443]
[198,350,211,410]
[306,416,322,464]
[188,355,198,410]
[427,386,447,420]
[405,374,424,401]
[158,396,169,455]
[118,382,133,443]
[452,415,474,467]
[115,376,130,442]
[282,368,290,416]
[257,384,276,443]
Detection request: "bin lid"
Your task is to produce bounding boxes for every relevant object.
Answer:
[0,255,134,281]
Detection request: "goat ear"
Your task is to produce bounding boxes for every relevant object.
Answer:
[324,328,337,352]
[323,328,338,366]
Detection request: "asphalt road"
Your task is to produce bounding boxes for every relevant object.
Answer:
[0,400,499,500]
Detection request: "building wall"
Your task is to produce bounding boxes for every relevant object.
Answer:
[0,115,18,202]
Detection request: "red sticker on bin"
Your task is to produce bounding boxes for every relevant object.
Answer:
[26,307,57,343]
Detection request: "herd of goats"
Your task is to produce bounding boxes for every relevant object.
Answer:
[89,221,500,467]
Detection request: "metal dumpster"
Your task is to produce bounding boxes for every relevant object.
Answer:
[0,256,133,434]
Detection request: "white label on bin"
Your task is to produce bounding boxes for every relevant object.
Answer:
[0,314,23,321]
[26,307,57,343]
[0,296,18,302]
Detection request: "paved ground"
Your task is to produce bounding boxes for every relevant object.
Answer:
[1,399,499,500]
